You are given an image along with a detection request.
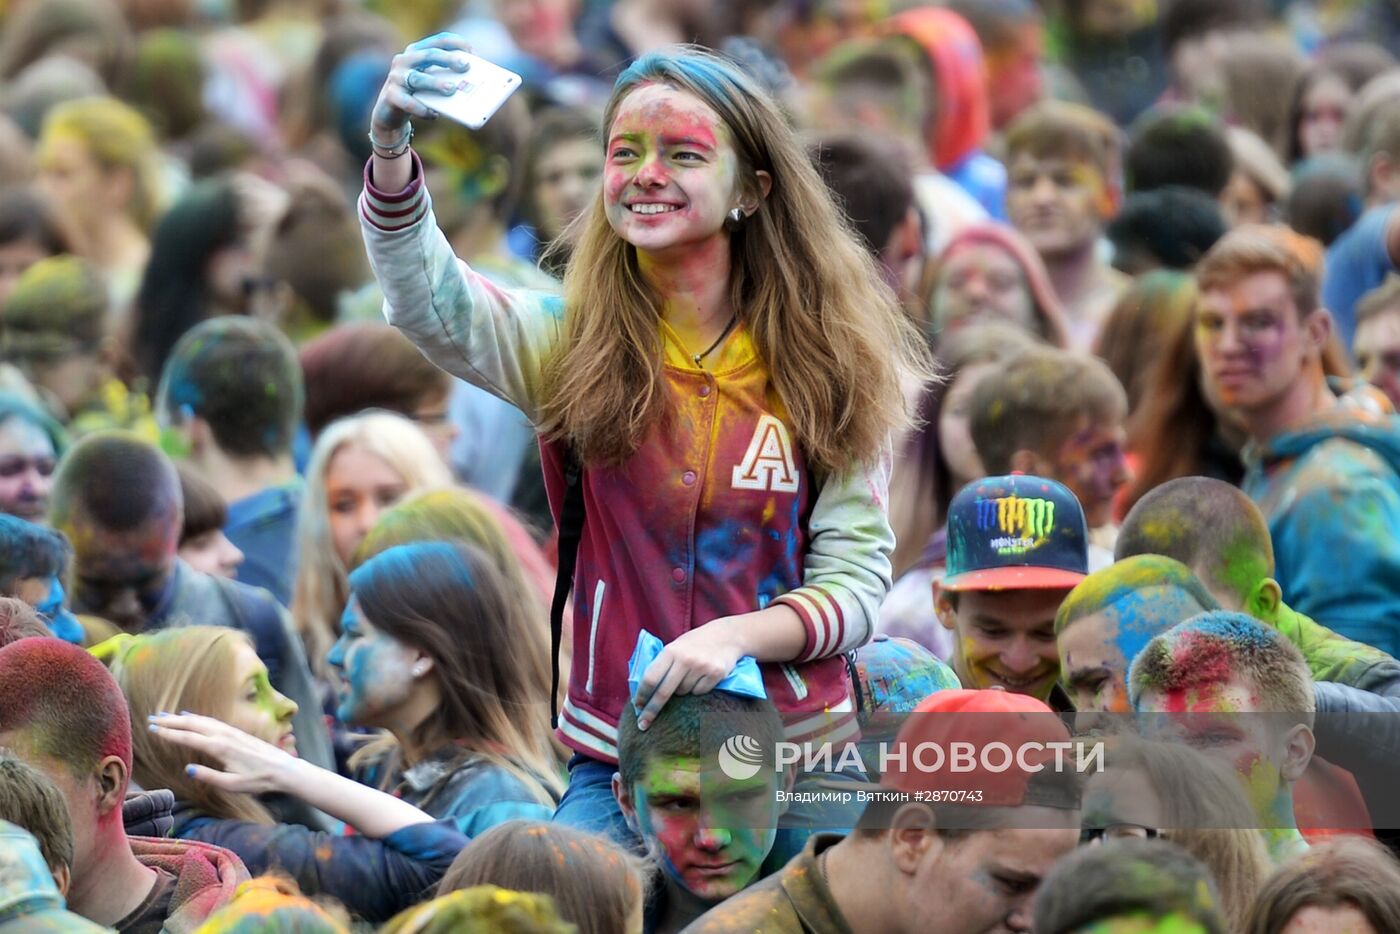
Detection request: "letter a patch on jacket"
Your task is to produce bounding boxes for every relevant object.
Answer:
[732,415,800,493]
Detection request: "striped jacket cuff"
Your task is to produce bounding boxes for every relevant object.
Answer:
[360,152,428,231]
[774,589,850,662]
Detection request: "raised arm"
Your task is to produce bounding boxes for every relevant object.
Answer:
[360,33,565,420]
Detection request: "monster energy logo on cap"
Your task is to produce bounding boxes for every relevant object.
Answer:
[977,495,1055,555]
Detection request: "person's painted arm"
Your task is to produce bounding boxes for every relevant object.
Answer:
[359,153,563,421]
[771,445,896,663]
[148,713,433,837]
[631,449,895,730]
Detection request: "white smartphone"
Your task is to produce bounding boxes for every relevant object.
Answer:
[413,55,523,130]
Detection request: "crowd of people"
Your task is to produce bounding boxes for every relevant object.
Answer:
[5,0,1400,931]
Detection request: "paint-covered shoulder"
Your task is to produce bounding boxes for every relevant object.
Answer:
[1289,436,1400,495]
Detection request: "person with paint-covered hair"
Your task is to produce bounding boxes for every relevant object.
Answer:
[331,542,563,837]
[361,41,932,848]
[110,626,472,923]
[0,514,83,644]
[613,691,787,933]
[440,821,650,934]
[350,486,572,725]
[187,875,352,934]
[0,391,65,525]
[0,638,248,931]
[0,254,154,439]
[1054,555,1220,718]
[1033,838,1228,934]
[1116,476,1400,698]
[1115,476,1400,840]
[1130,612,1317,863]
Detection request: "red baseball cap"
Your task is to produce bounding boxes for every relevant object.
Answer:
[874,689,1081,809]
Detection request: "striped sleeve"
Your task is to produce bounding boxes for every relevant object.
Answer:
[773,446,895,662]
[357,156,564,420]
[359,152,428,231]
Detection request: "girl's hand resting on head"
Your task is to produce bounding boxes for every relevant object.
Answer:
[148,712,304,795]
[370,32,474,143]
[632,621,745,732]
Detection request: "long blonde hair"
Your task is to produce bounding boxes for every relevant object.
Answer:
[290,411,453,677]
[537,47,934,475]
[101,627,274,825]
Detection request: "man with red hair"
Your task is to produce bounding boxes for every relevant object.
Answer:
[0,638,245,930]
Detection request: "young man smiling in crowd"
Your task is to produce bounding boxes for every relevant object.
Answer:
[934,474,1089,707]
[1193,225,1400,656]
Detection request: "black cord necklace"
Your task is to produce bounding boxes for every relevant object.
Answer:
[692,313,739,368]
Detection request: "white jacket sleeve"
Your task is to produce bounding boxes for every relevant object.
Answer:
[359,154,563,422]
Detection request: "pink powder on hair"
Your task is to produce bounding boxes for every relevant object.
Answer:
[0,638,133,771]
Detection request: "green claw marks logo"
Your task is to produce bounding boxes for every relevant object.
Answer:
[977,496,1055,555]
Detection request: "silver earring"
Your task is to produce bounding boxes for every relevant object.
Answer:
[724,207,745,231]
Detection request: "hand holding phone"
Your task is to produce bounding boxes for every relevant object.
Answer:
[412,54,522,130]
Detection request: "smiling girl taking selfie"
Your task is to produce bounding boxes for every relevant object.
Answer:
[359,37,933,845]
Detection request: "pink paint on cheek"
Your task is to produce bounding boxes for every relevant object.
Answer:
[604,166,629,202]
[652,811,701,871]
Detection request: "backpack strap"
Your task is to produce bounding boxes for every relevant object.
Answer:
[549,448,586,729]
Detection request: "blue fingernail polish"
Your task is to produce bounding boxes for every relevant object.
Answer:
[179,710,192,716]
[148,723,159,732]
[185,765,196,776]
